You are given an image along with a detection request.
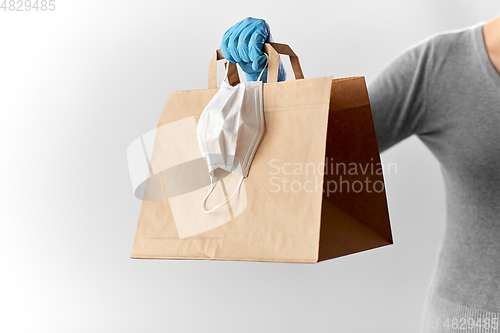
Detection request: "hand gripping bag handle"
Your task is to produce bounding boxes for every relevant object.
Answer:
[208,42,305,89]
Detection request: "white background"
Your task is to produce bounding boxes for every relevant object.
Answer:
[1,1,498,332]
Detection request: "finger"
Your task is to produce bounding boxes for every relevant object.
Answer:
[222,18,247,63]
[227,19,252,63]
[237,62,257,76]
[237,24,255,63]
[248,26,267,64]
[252,54,268,71]
[264,21,272,42]
[221,24,240,63]
[237,19,265,63]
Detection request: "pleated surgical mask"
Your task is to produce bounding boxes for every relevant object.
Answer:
[196,56,268,213]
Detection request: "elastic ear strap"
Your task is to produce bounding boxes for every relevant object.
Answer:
[222,59,231,83]
[201,174,244,213]
[256,53,269,82]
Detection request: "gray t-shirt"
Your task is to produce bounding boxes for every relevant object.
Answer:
[369,23,500,330]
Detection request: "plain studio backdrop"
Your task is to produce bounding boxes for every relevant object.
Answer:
[1,1,498,332]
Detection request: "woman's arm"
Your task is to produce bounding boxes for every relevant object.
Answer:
[368,39,433,152]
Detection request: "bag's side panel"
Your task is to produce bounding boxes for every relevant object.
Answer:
[318,199,392,261]
[319,77,392,261]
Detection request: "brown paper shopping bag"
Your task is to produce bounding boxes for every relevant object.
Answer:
[130,43,392,263]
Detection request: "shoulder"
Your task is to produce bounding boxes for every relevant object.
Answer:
[374,23,485,90]
[398,23,484,67]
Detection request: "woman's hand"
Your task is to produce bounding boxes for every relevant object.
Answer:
[220,17,286,82]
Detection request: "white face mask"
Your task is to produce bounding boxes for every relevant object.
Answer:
[196,56,268,213]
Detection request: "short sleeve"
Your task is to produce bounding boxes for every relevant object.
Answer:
[368,38,433,153]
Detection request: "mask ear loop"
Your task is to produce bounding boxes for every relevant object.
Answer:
[222,59,232,84]
[256,53,269,82]
[201,172,244,213]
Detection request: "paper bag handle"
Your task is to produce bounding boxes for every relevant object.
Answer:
[208,42,305,89]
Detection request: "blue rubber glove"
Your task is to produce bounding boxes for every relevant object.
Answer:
[221,17,286,83]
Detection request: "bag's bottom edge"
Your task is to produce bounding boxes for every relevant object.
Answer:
[129,255,318,264]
